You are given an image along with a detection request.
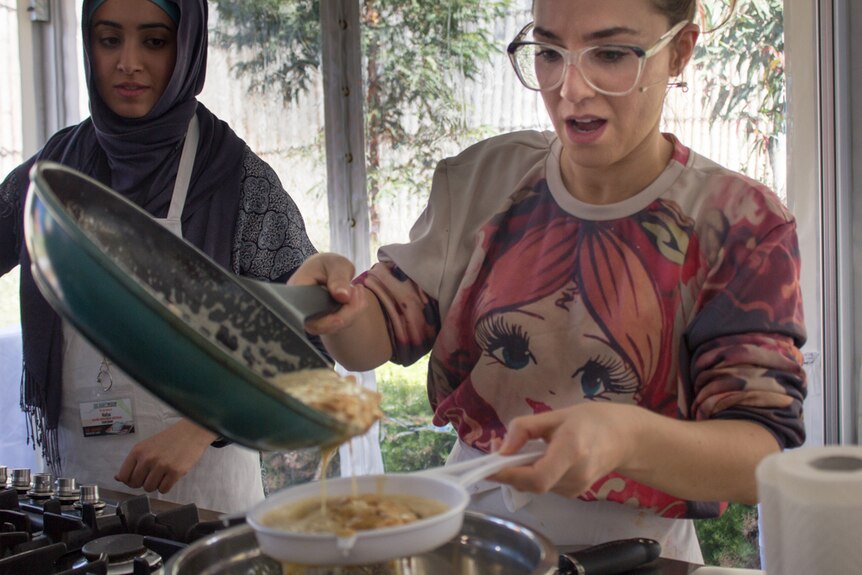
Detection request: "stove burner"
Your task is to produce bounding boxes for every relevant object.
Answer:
[75,533,162,575]
[82,533,146,562]
[0,476,217,575]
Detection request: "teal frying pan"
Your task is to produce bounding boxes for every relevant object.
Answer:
[23,161,350,451]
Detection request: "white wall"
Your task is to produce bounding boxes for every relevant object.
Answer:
[785,0,825,446]
[848,0,862,442]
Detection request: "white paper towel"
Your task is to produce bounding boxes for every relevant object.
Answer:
[756,446,862,574]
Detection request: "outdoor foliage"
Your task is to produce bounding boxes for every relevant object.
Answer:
[377,357,456,473]
[693,0,785,191]
[210,0,512,248]
[696,503,762,568]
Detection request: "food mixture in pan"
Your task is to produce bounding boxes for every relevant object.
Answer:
[261,492,449,536]
[270,368,383,442]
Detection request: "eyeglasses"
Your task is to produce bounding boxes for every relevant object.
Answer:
[506,20,689,96]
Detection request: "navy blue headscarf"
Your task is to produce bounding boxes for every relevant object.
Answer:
[16,0,246,471]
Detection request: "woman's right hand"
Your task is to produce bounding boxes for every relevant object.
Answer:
[289,253,391,371]
[287,253,357,335]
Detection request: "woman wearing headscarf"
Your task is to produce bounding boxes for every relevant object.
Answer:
[0,0,316,513]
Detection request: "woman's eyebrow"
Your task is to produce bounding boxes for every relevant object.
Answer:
[533,24,641,43]
[138,23,174,32]
[91,20,173,32]
[92,19,122,29]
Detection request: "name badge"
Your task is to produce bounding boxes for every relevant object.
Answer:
[79,398,136,437]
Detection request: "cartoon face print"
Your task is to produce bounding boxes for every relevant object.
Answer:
[471,278,640,427]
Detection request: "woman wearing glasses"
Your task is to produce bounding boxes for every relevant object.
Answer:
[289,0,806,561]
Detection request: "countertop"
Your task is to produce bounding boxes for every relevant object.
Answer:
[596,557,762,574]
[613,559,763,574]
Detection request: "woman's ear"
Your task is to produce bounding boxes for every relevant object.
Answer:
[670,24,700,76]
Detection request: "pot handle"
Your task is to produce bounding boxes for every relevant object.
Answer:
[558,538,661,575]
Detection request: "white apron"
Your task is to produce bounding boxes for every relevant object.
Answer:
[54,115,264,514]
[448,440,704,564]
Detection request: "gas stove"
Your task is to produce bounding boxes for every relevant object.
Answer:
[0,465,230,575]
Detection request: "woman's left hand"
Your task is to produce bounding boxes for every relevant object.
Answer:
[489,403,642,498]
[490,402,779,504]
[114,419,216,494]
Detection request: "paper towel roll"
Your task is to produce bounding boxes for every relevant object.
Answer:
[756,446,862,574]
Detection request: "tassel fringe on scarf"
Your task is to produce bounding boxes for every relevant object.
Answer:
[20,366,62,476]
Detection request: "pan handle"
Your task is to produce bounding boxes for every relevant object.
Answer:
[558,538,661,575]
[236,280,341,334]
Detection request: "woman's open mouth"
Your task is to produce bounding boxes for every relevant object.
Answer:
[569,118,606,133]
[565,116,607,143]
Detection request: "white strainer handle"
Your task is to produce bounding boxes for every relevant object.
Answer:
[415,441,546,487]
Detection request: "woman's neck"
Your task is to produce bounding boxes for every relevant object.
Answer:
[559,131,674,205]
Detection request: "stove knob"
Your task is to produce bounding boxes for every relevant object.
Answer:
[56,477,78,499]
[11,468,31,491]
[32,473,55,495]
[80,484,101,504]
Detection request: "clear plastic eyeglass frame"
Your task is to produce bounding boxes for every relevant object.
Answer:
[506,19,689,96]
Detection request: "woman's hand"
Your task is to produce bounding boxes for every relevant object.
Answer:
[490,403,639,498]
[114,419,215,494]
[490,402,779,504]
[288,253,391,371]
[288,253,371,336]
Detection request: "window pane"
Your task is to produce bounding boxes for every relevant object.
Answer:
[205,2,337,491]
[370,3,546,252]
[665,0,786,200]
[1,0,23,329]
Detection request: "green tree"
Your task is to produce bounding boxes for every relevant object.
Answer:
[209,0,512,248]
[693,0,785,194]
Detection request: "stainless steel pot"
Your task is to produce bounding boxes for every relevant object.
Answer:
[165,511,559,575]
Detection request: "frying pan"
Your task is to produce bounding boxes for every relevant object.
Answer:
[23,161,360,450]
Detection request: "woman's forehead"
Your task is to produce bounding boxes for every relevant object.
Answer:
[91,0,176,26]
[532,0,665,42]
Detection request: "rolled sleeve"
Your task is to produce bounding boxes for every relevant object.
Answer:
[685,221,807,449]
[356,263,440,366]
